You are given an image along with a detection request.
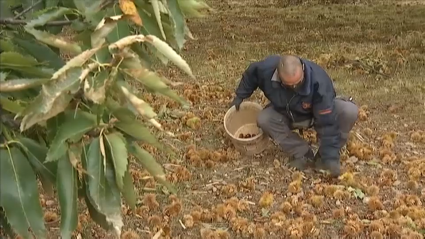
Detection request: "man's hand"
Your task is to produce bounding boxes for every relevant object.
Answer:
[230,97,243,111]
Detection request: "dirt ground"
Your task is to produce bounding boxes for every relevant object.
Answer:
[38,0,425,238]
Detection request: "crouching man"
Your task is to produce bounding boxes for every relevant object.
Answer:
[229,55,359,177]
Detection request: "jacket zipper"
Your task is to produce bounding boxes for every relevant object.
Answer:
[287,94,297,122]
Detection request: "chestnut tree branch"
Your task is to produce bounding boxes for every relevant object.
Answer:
[0,18,72,26]
[14,0,43,19]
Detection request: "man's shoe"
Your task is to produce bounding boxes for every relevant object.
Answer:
[288,149,314,171]
[288,157,309,170]
[314,159,341,177]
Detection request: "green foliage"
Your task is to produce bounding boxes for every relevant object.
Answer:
[0,0,210,238]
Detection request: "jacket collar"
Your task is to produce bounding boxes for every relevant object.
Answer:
[271,58,311,96]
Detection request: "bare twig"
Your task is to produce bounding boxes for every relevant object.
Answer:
[152,229,163,239]
[143,187,157,192]
[163,164,176,172]
[14,0,43,19]
[178,220,186,229]
[0,18,72,26]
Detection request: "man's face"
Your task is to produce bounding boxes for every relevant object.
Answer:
[278,64,304,89]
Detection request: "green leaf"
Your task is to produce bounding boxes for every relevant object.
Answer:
[106,5,131,44]
[25,27,82,55]
[38,68,82,113]
[19,93,73,131]
[17,67,82,127]
[26,7,73,28]
[57,155,78,239]
[104,132,128,191]
[0,51,39,67]
[81,177,113,230]
[347,186,365,200]
[51,46,101,80]
[177,0,211,17]
[71,20,88,32]
[0,72,9,81]
[116,81,157,119]
[0,51,53,78]
[167,0,186,50]
[0,78,50,92]
[45,113,65,142]
[151,0,167,40]
[62,111,97,141]
[84,70,108,104]
[94,47,113,64]
[46,111,97,162]
[122,170,137,209]
[0,0,13,18]
[131,44,154,68]
[46,0,60,8]
[103,158,124,236]
[160,16,180,51]
[0,96,24,114]
[145,35,194,78]
[0,40,15,52]
[61,0,77,9]
[47,25,66,36]
[105,99,137,123]
[85,137,123,236]
[0,147,47,239]
[18,137,57,195]
[72,0,104,27]
[85,137,105,209]
[134,1,164,40]
[122,66,189,107]
[88,8,125,61]
[41,11,66,34]
[13,36,65,70]
[114,120,164,149]
[91,15,122,48]
[129,143,177,194]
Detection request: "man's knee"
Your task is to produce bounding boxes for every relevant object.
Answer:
[257,107,283,132]
[257,108,272,130]
[337,99,359,126]
[345,103,359,124]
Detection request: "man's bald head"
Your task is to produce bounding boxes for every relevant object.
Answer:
[277,55,304,86]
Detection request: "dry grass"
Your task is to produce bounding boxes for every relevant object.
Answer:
[40,0,425,238]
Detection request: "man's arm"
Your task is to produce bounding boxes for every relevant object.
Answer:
[312,83,341,162]
[235,62,259,99]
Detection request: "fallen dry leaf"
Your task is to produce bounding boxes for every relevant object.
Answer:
[118,0,143,26]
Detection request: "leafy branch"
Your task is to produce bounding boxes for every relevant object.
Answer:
[0,0,212,238]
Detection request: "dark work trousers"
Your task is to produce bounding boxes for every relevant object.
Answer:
[257,98,359,159]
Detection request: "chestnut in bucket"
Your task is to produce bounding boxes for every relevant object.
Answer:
[238,133,256,139]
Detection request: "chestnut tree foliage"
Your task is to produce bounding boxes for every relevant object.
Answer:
[0,0,210,238]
